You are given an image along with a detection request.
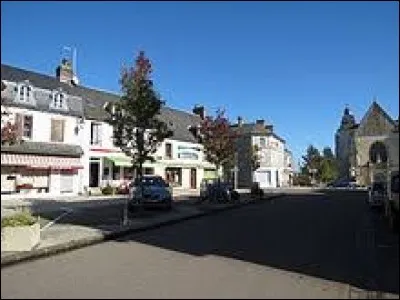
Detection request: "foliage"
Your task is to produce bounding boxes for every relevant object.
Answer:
[106,51,172,180]
[302,145,322,172]
[1,122,19,145]
[322,147,334,159]
[319,158,338,183]
[299,145,338,183]
[251,144,261,171]
[101,184,115,195]
[292,173,312,186]
[198,109,237,177]
[1,210,37,228]
[1,81,19,145]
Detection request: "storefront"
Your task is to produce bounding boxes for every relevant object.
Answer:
[1,153,82,195]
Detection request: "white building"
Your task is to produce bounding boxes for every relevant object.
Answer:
[1,64,85,197]
[231,118,293,189]
[1,60,216,198]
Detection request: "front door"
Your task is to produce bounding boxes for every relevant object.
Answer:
[190,168,197,189]
[89,162,100,187]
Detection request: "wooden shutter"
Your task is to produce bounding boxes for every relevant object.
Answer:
[51,119,65,142]
[15,113,23,138]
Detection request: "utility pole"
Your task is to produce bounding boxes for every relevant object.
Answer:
[233,152,239,190]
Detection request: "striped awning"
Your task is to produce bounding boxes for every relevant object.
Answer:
[1,153,83,170]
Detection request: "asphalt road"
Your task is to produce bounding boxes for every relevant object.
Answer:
[1,190,398,299]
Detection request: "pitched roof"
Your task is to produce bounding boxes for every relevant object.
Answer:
[358,101,396,128]
[231,122,285,143]
[1,63,201,143]
[1,141,83,157]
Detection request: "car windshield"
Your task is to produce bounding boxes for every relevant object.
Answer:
[134,177,166,187]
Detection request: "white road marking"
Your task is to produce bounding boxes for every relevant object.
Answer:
[40,207,73,231]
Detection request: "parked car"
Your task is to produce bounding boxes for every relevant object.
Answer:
[384,170,399,231]
[128,175,173,211]
[200,179,239,203]
[367,182,386,208]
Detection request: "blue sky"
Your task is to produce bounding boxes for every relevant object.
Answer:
[1,1,399,168]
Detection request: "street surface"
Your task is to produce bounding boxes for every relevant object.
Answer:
[1,190,398,298]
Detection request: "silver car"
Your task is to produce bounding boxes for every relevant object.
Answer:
[128,175,173,211]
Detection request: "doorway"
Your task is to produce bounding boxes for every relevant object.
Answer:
[89,162,100,187]
[190,168,197,189]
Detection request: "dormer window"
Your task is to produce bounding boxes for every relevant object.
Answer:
[50,91,67,110]
[16,84,32,103]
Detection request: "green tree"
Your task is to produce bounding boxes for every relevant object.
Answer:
[322,146,334,159]
[198,109,237,180]
[107,51,172,181]
[319,158,338,183]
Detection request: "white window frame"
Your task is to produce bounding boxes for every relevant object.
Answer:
[50,91,67,110]
[90,122,102,146]
[22,114,33,139]
[16,83,33,103]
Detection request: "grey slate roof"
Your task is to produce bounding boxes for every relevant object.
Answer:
[1,63,202,144]
[1,141,83,157]
[231,123,286,143]
[1,64,84,117]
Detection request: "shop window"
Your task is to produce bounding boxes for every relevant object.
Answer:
[165,168,182,186]
[113,165,121,180]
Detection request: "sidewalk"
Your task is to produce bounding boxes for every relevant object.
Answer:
[1,193,284,267]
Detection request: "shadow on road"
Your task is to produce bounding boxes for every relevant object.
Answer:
[112,190,398,295]
[26,190,398,295]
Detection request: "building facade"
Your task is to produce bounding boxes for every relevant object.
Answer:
[1,61,216,198]
[231,118,293,189]
[335,101,398,186]
[1,65,85,197]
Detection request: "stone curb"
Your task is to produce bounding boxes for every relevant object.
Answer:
[1,194,284,268]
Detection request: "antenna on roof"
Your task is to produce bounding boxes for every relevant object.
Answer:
[71,47,79,85]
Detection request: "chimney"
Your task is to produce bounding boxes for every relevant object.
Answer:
[56,58,74,84]
[256,119,264,126]
[237,116,243,127]
[192,105,205,120]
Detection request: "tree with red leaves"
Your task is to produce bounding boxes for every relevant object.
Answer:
[1,81,19,145]
[107,51,172,181]
[198,109,237,179]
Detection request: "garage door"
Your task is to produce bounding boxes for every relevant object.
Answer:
[60,171,74,193]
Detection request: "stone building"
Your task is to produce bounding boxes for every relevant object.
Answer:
[335,101,398,186]
[230,117,293,189]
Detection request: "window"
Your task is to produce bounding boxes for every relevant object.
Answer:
[112,165,120,180]
[22,115,33,139]
[165,143,172,159]
[144,168,154,175]
[51,93,65,109]
[15,114,33,139]
[260,137,266,148]
[369,142,387,164]
[91,122,102,145]
[391,174,399,194]
[51,119,65,142]
[266,171,271,184]
[18,85,32,102]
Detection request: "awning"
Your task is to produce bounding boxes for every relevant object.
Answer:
[1,153,83,170]
[106,156,132,167]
